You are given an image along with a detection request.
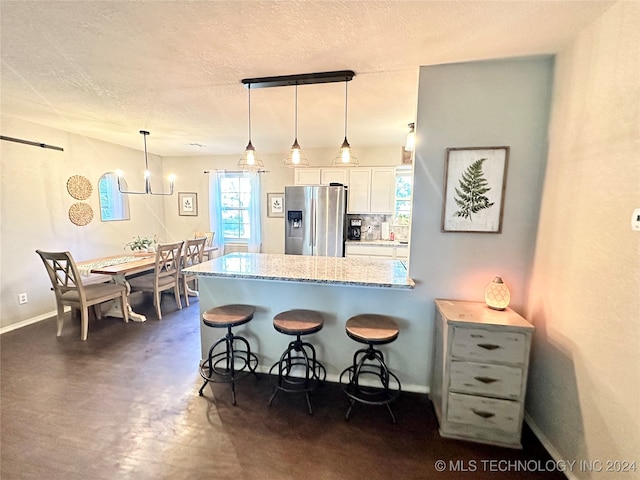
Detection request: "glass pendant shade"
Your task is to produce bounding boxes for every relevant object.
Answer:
[238,140,264,170]
[333,137,358,166]
[117,130,175,195]
[404,122,415,152]
[484,276,511,310]
[285,138,308,167]
[238,85,264,170]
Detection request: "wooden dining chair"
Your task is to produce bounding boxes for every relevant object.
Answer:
[194,231,214,247]
[195,231,216,260]
[36,250,130,341]
[182,237,207,307]
[128,241,184,320]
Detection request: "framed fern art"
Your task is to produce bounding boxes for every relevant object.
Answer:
[441,146,509,233]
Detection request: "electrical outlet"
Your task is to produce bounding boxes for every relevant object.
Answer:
[18,293,28,305]
[632,208,640,231]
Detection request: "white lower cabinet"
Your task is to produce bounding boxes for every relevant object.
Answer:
[395,245,409,259]
[430,299,534,448]
[345,243,408,260]
[345,244,394,259]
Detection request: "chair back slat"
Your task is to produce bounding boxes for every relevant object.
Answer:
[194,231,214,247]
[184,237,207,268]
[36,250,83,294]
[154,241,184,282]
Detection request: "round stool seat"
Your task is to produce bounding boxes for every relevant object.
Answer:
[273,309,324,336]
[203,304,255,328]
[345,314,399,345]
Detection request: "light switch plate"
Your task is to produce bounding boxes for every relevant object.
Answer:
[632,208,640,231]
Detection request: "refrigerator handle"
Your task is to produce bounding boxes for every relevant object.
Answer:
[310,197,316,247]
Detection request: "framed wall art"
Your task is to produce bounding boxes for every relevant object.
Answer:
[178,192,198,216]
[441,146,509,233]
[267,192,284,218]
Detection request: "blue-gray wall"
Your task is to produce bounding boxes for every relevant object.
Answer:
[409,56,553,314]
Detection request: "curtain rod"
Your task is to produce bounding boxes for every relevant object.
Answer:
[203,169,267,174]
[1,135,64,151]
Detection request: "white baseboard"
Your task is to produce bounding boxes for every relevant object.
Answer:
[0,307,69,335]
[251,364,429,394]
[524,412,571,480]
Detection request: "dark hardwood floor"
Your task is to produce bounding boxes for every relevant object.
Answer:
[1,293,564,479]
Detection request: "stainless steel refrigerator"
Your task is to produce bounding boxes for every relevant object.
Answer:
[284,185,347,256]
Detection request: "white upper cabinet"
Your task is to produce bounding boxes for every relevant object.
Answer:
[294,168,349,186]
[347,167,395,214]
[320,168,348,186]
[295,167,395,214]
[347,168,371,213]
[294,168,321,185]
[369,168,395,214]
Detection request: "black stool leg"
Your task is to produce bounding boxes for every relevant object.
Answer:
[199,325,259,405]
[268,334,325,415]
[199,334,228,396]
[341,343,400,424]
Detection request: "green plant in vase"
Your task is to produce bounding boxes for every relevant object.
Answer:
[125,234,158,252]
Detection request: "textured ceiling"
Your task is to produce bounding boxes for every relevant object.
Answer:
[1,1,613,156]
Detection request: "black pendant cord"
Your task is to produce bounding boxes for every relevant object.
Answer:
[142,130,150,171]
[294,84,298,141]
[248,84,252,141]
[0,135,64,151]
[344,81,348,139]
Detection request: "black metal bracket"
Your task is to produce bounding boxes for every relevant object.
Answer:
[241,70,355,89]
[0,135,64,151]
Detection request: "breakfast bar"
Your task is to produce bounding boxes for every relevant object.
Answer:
[184,253,431,392]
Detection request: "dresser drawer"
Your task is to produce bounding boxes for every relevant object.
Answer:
[451,327,526,364]
[449,361,522,399]
[447,393,521,433]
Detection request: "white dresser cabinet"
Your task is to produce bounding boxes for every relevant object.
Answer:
[431,299,534,448]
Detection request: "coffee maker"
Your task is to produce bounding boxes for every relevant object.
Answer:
[348,218,362,241]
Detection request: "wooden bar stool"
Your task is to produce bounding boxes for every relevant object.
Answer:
[268,309,327,415]
[198,304,259,405]
[339,314,402,423]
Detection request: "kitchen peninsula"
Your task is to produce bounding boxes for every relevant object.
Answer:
[185,253,431,392]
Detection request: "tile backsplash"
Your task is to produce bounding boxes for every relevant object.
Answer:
[347,214,410,241]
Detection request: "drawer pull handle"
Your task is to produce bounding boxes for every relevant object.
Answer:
[470,334,484,338]
[474,376,498,384]
[472,409,495,419]
[477,343,500,351]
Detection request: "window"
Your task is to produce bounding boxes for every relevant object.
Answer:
[394,166,412,225]
[220,173,252,240]
[98,172,130,221]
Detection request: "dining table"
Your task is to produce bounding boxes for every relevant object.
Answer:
[76,245,219,322]
[76,253,157,322]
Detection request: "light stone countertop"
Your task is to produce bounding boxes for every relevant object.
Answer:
[184,252,414,289]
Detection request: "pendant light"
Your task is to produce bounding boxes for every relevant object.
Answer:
[284,84,309,167]
[238,84,264,170]
[404,122,415,152]
[332,80,358,166]
[117,130,175,195]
